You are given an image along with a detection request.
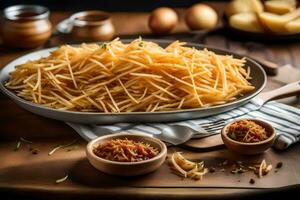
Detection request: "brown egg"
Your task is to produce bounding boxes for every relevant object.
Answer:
[185,4,218,30]
[148,7,178,34]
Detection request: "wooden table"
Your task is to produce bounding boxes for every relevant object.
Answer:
[1,3,300,199]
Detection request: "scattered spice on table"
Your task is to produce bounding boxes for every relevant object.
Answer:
[31,149,39,155]
[214,159,274,178]
[171,156,277,183]
[231,168,247,174]
[209,167,216,173]
[169,155,276,180]
[222,160,228,166]
[275,161,283,173]
[218,159,228,166]
[237,161,242,165]
[276,162,283,169]
[66,145,79,152]
[28,146,33,151]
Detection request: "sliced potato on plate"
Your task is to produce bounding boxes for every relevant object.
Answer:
[259,8,300,33]
[258,12,287,32]
[286,18,300,33]
[226,0,300,34]
[251,0,264,13]
[225,0,263,17]
[229,12,264,32]
[265,0,296,15]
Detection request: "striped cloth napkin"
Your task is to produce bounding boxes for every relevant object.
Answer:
[68,101,300,150]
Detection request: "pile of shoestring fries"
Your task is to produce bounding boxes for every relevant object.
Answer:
[6,38,254,112]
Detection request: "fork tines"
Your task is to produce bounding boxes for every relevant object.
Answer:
[200,120,227,133]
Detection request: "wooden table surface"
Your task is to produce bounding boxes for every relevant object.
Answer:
[1,2,300,199]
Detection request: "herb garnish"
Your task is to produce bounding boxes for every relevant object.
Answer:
[229,133,237,140]
[100,43,108,49]
[138,41,145,47]
[249,178,255,184]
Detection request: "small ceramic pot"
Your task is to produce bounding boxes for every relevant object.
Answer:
[69,10,115,41]
[1,5,52,49]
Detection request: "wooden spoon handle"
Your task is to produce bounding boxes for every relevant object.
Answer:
[180,134,225,152]
[258,81,300,103]
[249,56,279,76]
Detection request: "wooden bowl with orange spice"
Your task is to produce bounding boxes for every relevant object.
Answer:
[221,119,276,155]
[86,132,167,176]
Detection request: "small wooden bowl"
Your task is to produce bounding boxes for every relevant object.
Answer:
[86,132,167,176]
[221,119,276,155]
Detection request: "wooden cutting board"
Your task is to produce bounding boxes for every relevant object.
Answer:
[0,139,299,190]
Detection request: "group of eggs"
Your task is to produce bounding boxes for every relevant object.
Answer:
[148,4,218,34]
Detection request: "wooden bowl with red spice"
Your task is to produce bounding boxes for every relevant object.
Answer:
[86,132,167,176]
[221,119,276,155]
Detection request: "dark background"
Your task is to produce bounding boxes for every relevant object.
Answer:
[0,0,223,11]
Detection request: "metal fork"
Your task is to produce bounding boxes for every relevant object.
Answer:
[193,120,227,138]
[154,120,227,145]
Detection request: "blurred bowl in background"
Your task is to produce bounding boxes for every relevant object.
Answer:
[69,10,115,41]
[1,5,52,49]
